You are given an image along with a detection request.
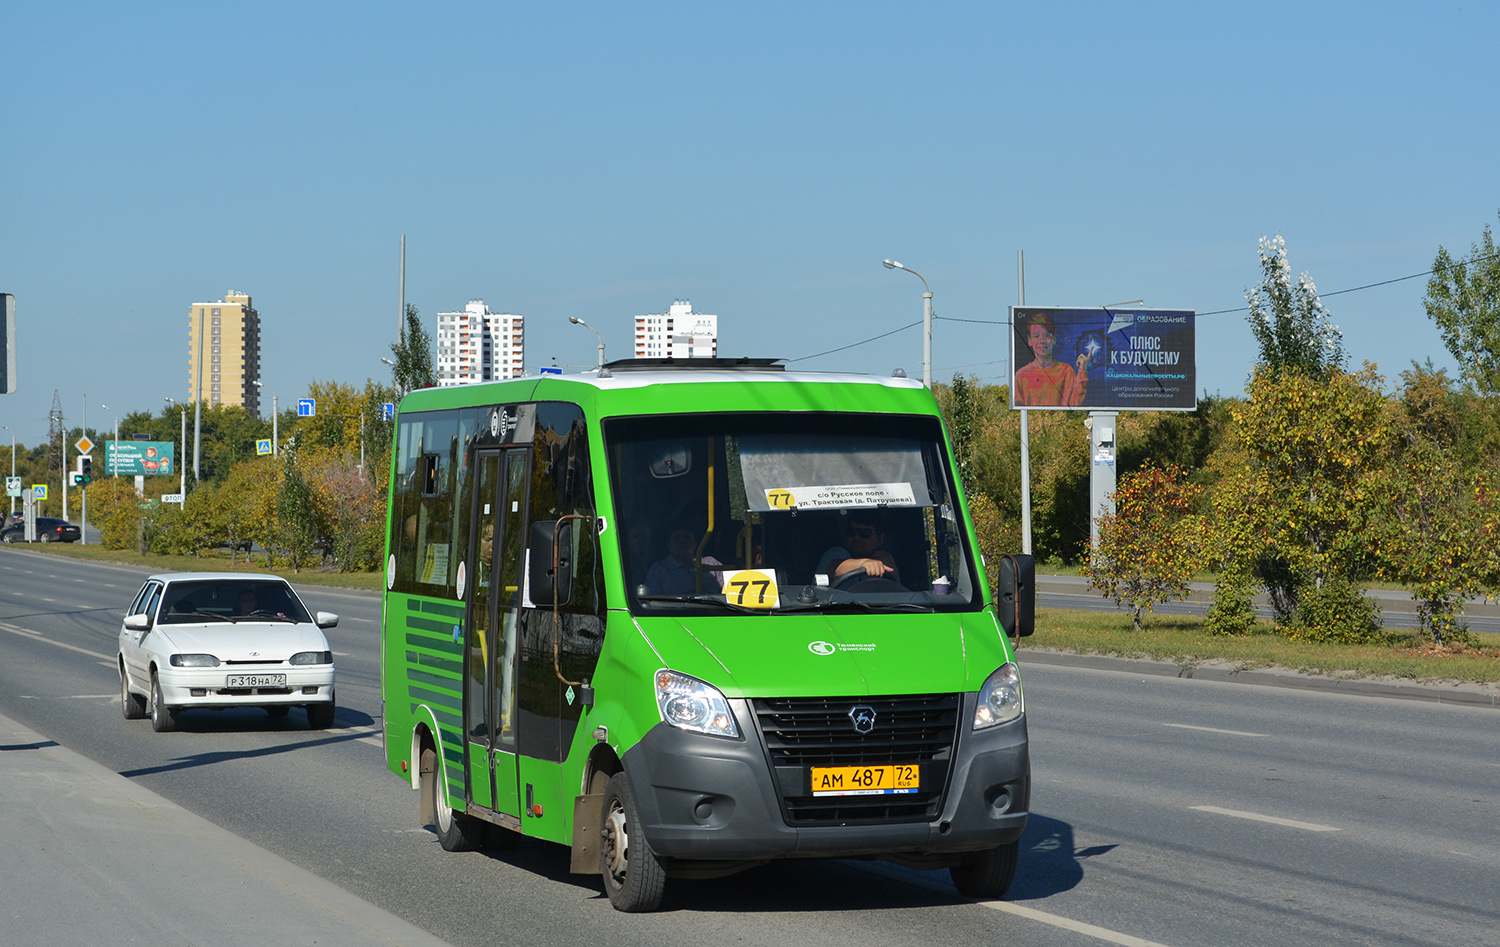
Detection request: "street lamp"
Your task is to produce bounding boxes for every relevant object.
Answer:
[100,404,120,477]
[252,380,278,457]
[164,397,187,499]
[569,317,606,371]
[882,259,933,387]
[0,424,14,518]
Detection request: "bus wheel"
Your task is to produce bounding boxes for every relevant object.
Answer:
[600,772,665,912]
[950,840,1019,898]
[421,746,481,852]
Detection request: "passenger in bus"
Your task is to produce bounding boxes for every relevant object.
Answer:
[817,513,899,582]
[644,526,723,595]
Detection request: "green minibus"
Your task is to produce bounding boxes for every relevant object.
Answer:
[380,358,1034,911]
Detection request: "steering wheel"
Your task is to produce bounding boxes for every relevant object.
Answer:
[831,567,869,590]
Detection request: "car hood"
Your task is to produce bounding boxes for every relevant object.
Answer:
[150,623,330,662]
[634,611,1010,699]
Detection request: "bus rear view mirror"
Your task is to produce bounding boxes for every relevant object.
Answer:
[649,445,691,478]
[529,521,573,606]
[996,554,1034,638]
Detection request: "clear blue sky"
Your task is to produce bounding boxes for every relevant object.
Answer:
[3,1,1496,447]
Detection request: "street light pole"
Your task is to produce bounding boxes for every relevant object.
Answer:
[101,404,119,478]
[253,380,278,457]
[882,260,932,386]
[569,317,606,370]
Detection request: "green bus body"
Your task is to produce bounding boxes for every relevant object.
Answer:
[380,363,1032,909]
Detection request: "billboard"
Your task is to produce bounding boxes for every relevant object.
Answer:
[1009,306,1196,411]
[105,441,176,476]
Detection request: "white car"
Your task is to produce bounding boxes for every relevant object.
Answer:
[118,573,338,732]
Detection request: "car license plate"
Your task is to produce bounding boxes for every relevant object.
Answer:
[810,764,919,796]
[226,674,286,687]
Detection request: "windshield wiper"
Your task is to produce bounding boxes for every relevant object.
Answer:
[636,594,760,614]
[229,613,297,623]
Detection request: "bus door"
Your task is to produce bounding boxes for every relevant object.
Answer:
[463,448,530,822]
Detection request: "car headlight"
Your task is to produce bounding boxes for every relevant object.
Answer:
[289,651,333,665]
[974,662,1023,729]
[169,653,220,667]
[655,670,740,738]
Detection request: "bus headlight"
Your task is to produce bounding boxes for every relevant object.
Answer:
[974,662,1023,729]
[655,670,740,739]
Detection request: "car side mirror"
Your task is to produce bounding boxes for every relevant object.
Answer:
[995,554,1035,639]
[528,520,573,606]
[124,613,150,631]
[316,612,340,629]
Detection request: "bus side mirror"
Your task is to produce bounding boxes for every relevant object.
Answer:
[996,554,1034,638]
[528,520,573,606]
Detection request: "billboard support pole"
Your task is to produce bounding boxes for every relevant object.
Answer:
[1018,251,1032,557]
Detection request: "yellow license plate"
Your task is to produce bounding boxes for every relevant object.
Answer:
[810,764,920,796]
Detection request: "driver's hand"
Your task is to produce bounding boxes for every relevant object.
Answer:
[852,557,893,577]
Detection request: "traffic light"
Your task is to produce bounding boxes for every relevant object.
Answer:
[76,456,93,488]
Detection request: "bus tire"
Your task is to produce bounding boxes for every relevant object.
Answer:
[422,746,481,852]
[950,840,1019,898]
[600,772,665,912]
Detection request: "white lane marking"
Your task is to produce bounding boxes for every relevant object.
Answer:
[1164,723,1266,737]
[981,900,1178,947]
[0,621,113,661]
[67,694,116,699]
[853,862,1180,947]
[344,616,374,623]
[1191,805,1340,832]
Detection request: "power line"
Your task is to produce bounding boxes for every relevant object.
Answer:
[788,320,922,362]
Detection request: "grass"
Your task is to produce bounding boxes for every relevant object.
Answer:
[1029,607,1500,687]
[2,541,385,592]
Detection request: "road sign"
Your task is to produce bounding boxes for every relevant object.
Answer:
[256,438,273,455]
[540,367,563,375]
[75,436,94,455]
[161,493,185,504]
[379,402,395,420]
[298,399,316,417]
[5,476,18,497]
[31,484,47,500]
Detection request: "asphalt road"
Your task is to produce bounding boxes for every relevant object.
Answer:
[2,549,1496,947]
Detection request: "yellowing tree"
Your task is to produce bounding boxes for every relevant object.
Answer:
[1084,463,1203,632]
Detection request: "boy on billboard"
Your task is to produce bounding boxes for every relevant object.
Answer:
[1015,311,1088,407]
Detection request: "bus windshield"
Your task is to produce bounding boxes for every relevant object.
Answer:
[604,411,982,615]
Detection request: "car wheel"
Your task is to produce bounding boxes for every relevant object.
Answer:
[306,694,335,730]
[265,705,290,718]
[39,532,54,543]
[421,746,481,851]
[600,771,666,912]
[120,666,146,720]
[149,672,178,733]
[2,532,16,543]
[949,840,1019,899]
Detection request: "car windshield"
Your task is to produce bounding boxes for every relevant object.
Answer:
[156,580,312,624]
[604,411,981,616]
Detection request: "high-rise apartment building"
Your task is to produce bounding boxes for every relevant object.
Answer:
[188,291,260,413]
[634,300,717,359]
[434,300,525,385]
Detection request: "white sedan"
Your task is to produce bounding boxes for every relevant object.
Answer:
[118,573,338,732]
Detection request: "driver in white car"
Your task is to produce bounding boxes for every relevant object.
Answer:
[816,514,899,583]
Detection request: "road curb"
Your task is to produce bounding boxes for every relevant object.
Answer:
[1016,648,1500,710]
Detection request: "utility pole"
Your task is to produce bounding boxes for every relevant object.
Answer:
[1018,251,1031,557]
[398,235,406,343]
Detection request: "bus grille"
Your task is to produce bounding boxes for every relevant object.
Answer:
[750,693,960,826]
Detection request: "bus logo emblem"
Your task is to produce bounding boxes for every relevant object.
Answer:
[849,706,876,734]
[809,641,835,656]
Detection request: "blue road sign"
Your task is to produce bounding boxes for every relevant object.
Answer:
[540,367,563,375]
[298,399,316,417]
[256,439,273,456]
[379,402,395,420]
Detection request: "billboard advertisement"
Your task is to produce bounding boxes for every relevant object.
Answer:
[105,440,176,476]
[1009,306,1196,411]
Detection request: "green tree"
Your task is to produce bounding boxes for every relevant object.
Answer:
[946,373,978,498]
[1084,463,1203,632]
[1246,234,1345,379]
[1208,365,1391,641]
[275,438,319,572]
[389,303,437,397]
[1423,211,1500,394]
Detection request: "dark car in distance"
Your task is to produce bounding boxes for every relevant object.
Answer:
[1,517,82,543]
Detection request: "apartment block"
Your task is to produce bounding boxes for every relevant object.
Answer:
[434,300,525,385]
[188,291,260,412]
[634,300,717,359]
